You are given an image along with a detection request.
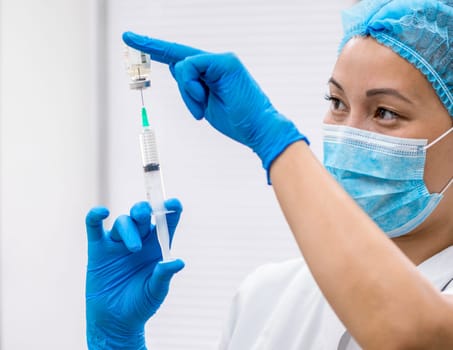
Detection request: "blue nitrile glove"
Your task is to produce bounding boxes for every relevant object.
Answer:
[123,32,309,182]
[85,199,185,350]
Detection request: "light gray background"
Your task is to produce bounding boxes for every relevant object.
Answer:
[1,1,354,348]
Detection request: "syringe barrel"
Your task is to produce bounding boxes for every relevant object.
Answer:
[140,127,160,167]
[143,170,172,261]
[140,126,172,261]
[143,169,166,214]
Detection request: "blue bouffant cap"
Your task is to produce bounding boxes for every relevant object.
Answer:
[339,0,453,117]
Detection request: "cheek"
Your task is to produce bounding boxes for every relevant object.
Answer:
[424,136,453,193]
[323,111,334,124]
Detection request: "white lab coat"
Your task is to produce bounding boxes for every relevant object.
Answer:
[218,246,453,349]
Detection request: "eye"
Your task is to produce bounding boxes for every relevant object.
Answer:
[375,107,399,121]
[324,94,347,112]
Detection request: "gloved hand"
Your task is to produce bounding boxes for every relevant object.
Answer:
[85,199,185,350]
[123,32,309,181]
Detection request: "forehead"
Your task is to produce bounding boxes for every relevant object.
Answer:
[332,37,432,96]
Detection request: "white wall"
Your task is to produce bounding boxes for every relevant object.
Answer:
[105,1,352,349]
[0,0,98,348]
[0,1,356,349]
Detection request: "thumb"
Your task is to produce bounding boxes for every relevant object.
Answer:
[146,259,185,303]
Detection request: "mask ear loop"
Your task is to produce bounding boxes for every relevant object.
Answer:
[440,177,453,196]
[424,127,453,196]
[425,127,453,150]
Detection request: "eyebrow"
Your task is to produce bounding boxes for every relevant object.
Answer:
[366,88,413,104]
[328,77,343,91]
[327,77,414,104]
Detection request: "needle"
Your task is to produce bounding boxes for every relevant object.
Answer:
[140,88,145,107]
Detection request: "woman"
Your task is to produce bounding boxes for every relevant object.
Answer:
[85,0,453,348]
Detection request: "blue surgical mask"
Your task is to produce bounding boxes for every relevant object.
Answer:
[323,124,453,238]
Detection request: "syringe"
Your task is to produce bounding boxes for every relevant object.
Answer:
[124,45,172,261]
[139,106,172,261]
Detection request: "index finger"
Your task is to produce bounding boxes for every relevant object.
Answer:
[122,31,206,65]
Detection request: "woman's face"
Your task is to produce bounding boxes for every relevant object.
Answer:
[324,36,453,236]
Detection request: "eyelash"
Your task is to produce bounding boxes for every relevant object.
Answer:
[375,107,399,121]
[324,94,346,111]
[324,94,401,121]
